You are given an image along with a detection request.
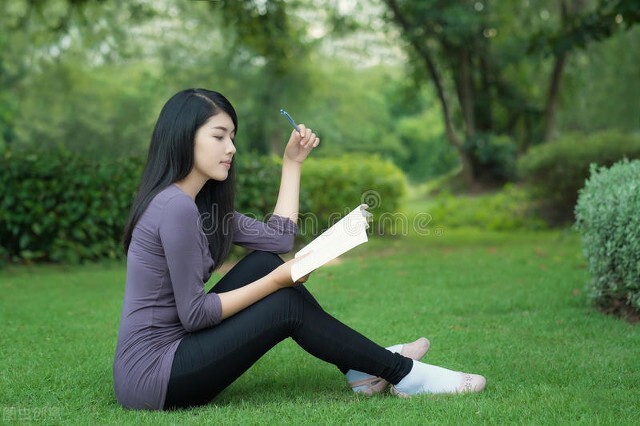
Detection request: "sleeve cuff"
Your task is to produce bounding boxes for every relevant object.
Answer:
[205,292,223,325]
[266,214,298,236]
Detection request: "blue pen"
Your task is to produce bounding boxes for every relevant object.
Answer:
[280,109,301,134]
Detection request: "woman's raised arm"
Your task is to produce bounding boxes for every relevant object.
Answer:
[272,124,319,224]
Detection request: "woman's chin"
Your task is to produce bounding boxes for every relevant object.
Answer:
[209,172,229,182]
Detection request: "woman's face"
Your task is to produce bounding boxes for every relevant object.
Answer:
[192,112,236,182]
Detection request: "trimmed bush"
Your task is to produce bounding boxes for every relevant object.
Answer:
[234,154,282,217]
[299,154,408,239]
[574,159,640,319]
[0,149,142,264]
[518,131,640,225]
[1,150,407,265]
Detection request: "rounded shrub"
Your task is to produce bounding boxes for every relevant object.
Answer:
[518,131,640,225]
[299,154,408,239]
[574,159,640,320]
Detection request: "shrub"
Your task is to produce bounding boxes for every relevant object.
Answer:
[0,149,142,264]
[427,184,547,231]
[1,150,407,265]
[299,154,408,239]
[237,154,408,240]
[464,133,517,184]
[574,159,640,319]
[518,131,640,225]
[234,154,282,217]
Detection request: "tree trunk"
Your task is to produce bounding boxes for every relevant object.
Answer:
[384,0,474,186]
[458,48,476,138]
[542,53,566,142]
[542,0,585,142]
[477,51,493,132]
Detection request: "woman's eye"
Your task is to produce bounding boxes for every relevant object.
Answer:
[213,135,224,140]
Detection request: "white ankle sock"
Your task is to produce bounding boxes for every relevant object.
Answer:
[394,360,463,395]
[346,343,404,389]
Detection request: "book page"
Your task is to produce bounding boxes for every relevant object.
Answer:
[291,204,372,282]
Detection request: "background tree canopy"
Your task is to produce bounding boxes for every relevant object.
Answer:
[1,0,638,184]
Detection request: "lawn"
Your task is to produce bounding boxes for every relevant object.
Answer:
[1,226,639,424]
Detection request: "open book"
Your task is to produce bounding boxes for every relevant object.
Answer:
[291,204,372,282]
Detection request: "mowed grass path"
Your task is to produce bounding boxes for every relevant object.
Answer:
[1,229,638,424]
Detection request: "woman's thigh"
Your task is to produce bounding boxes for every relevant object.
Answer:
[210,250,321,308]
[164,288,302,409]
[209,250,283,293]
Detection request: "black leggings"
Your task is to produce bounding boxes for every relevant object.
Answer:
[164,251,412,409]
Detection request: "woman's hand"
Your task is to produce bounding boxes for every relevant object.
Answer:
[283,124,320,164]
[269,255,312,288]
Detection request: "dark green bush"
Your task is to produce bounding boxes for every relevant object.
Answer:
[518,131,640,225]
[0,149,142,264]
[574,159,640,319]
[464,133,517,184]
[234,154,282,217]
[1,150,407,265]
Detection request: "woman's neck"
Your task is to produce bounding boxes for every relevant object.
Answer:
[174,174,206,200]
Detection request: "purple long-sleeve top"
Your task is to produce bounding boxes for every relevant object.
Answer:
[113,184,297,410]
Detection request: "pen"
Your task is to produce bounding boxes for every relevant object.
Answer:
[280,109,301,134]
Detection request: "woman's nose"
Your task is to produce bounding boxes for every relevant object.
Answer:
[227,141,236,155]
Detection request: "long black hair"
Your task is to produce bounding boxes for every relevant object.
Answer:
[123,88,237,269]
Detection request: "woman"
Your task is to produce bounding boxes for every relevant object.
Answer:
[113,88,486,410]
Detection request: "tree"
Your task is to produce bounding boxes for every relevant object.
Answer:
[206,0,314,154]
[0,0,159,150]
[381,0,639,186]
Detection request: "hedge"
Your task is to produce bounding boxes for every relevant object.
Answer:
[299,154,408,238]
[518,131,640,225]
[0,149,406,265]
[0,149,141,264]
[574,159,640,319]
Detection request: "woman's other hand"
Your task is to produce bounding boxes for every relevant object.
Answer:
[283,124,320,164]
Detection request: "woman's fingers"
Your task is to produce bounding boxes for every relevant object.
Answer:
[296,124,307,138]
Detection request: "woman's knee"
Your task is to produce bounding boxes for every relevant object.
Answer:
[246,250,284,271]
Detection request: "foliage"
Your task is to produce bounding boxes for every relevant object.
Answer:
[0,150,407,265]
[394,95,459,181]
[379,0,639,184]
[10,60,166,159]
[518,131,640,225]
[529,0,640,56]
[236,153,408,240]
[0,149,142,264]
[234,154,282,218]
[426,184,546,231]
[574,159,640,317]
[463,133,517,184]
[2,0,638,202]
[559,26,640,133]
[304,64,408,163]
[299,155,408,238]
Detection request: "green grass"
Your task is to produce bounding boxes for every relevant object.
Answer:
[1,227,639,424]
